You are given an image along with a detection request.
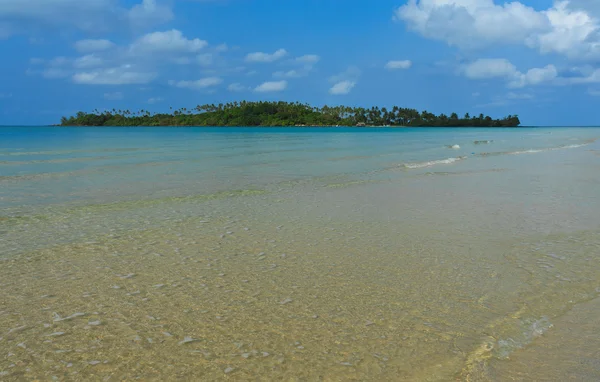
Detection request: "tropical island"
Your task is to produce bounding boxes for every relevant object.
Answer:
[60,101,521,127]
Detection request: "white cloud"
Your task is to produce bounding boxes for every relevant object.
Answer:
[254,80,287,92]
[328,66,360,95]
[534,1,600,59]
[170,77,223,89]
[130,30,207,54]
[329,80,356,95]
[245,49,287,63]
[273,70,304,78]
[272,54,320,78]
[511,65,558,87]
[295,54,320,64]
[462,58,557,88]
[228,83,247,92]
[34,27,214,89]
[73,66,157,85]
[385,60,412,70]
[74,39,115,53]
[128,0,173,30]
[561,67,600,84]
[104,92,124,100]
[463,58,517,79]
[396,0,546,48]
[73,54,104,69]
[395,0,600,60]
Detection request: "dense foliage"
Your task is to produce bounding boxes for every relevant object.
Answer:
[60,101,521,127]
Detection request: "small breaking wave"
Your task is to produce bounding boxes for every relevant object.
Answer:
[402,156,466,169]
[477,141,594,157]
[495,316,554,359]
[459,315,553,380]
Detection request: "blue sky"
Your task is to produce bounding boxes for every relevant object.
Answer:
[1,0,600,125]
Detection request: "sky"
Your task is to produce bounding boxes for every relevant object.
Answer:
[1,0,600,126]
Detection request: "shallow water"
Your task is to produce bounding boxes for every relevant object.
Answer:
[1,126,600,380]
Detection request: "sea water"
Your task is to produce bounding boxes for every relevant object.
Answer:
[1,126,599,380]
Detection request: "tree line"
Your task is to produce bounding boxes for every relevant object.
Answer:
[60,101,521,127]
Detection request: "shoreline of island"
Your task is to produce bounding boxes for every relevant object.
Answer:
[59,101,521,128]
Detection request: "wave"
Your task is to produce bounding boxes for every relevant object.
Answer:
[495,316,554,359]
[477,141,594,157]
[402,156,466,169]
[401,139,594,170]
[459,315,553,380]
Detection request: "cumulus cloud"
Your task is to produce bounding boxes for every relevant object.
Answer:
[245,49,287,63]
[329,80,356,95]
[463,58,518,79]
[254,80,287,92]
[462,58,558,88]
[295,54,320,64]
[169,77,223,89]
[73,54,104,69]
[396,0,546,48]
[273,70,304,78]
[560,67,600,84]
[513,65,558,87]
[73,66,157,85]
[395,0,600,60]
[272,54,321,78]
[385,60,412,70]
[127,0,173,30]
[130,30,207,54]
[328,66,360,95]
[74,39,115,53]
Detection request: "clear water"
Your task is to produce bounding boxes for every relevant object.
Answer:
[1,126,599,380]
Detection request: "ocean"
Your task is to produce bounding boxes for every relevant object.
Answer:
[1,126,599,380]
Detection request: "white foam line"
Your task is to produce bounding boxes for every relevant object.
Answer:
[402,156,466,169]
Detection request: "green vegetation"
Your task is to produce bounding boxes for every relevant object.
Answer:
[60,101,521,127]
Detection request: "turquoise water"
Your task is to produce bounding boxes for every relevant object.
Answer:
[2,127,596,207]
[1,126,600,380]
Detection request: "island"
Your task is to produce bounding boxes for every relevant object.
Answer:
[60,101,521,127]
